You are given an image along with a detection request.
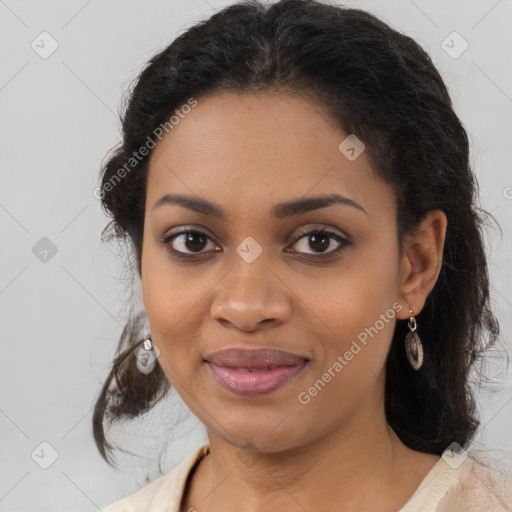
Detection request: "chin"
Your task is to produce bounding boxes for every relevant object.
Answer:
[208,409,309,453]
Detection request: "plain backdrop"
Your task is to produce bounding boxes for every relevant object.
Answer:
[1,0,511,510]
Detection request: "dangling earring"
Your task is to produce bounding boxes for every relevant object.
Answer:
[134,316,158,375]
[405,307,423,370]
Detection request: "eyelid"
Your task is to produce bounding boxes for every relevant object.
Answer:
[160,224,351,258]
[285,228,350,256]
[292,224,348,241]
[160,226,219,253]
[161,223,349,243]
[162,225,215,240]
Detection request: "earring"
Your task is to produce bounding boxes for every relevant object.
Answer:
[405,307,423,370]
[134,316,158,375]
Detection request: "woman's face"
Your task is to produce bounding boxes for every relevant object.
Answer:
[141,91,409,452]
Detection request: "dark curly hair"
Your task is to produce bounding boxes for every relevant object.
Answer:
[92,0,507,469]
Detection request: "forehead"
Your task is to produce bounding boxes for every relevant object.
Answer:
[146,91,393,220]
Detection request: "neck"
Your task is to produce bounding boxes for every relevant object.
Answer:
[183,390,439,512]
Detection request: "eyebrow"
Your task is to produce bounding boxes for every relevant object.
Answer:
[151,193,368,219]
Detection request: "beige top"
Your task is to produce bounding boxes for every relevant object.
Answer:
[102,444,512,511]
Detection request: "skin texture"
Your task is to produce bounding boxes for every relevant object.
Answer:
[141,91,448,512]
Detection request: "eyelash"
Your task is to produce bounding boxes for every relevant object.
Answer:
[159,227,351,261]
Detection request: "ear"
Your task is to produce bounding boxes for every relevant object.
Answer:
[396,209,448,320]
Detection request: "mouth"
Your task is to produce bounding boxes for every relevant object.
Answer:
[203,347,310,397]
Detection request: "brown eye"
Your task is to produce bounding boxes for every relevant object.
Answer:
[160,227,350,261]
[164,230,219,255]
[288,229,349,256]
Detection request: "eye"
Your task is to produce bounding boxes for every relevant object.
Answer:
[159,226,351,260]
[287,228,350,256]
[161,229,220,257]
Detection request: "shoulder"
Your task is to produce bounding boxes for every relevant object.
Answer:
[102,443,210,512]
[436,450,512,512]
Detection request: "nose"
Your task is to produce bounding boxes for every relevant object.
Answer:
[210,256,291,332]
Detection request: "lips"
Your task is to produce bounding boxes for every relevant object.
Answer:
[203,347,309,369]
[203,347,310,397]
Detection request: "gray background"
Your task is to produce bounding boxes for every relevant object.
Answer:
[1,0,511,510]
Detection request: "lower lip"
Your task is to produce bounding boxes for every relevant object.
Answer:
[205,361,308,397]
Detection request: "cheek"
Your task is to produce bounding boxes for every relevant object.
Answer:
[141,247,210,379]
[291,246,399,379]
[294,283,397,432]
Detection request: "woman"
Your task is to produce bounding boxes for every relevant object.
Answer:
[93,0,512,510]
